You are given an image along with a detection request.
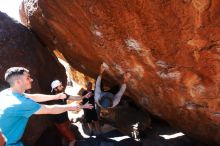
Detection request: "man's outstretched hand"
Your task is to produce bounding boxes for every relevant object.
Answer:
[55,93,67,100]
[100,62,109,74]
[69,102,93,110]
[83,92,93,98]
[81,102,93,109]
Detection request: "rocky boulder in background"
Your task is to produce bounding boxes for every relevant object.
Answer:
[0,12,66,145]
[20,0,220,144]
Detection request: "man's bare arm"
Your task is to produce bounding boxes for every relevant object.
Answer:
[67,92,93,101]
[34,103,93,115]
[67,95,82,101]
[25,93,66,102]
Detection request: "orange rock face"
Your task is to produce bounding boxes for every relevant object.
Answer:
[21,0,220,144]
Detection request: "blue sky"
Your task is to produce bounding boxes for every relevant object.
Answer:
[0,0,23,21]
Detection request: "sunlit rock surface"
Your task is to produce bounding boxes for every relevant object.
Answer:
[0,12,66,145]
[20,0,220,144]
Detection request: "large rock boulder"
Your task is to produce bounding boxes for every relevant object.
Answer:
[20,0,220,144]
[0,12,66,145]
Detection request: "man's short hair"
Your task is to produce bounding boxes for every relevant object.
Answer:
[99,92,114,108]
[4,67,29,85]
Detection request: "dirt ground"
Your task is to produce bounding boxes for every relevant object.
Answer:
[35,108,212,146]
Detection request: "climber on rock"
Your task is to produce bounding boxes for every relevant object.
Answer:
[94,63,131,109]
